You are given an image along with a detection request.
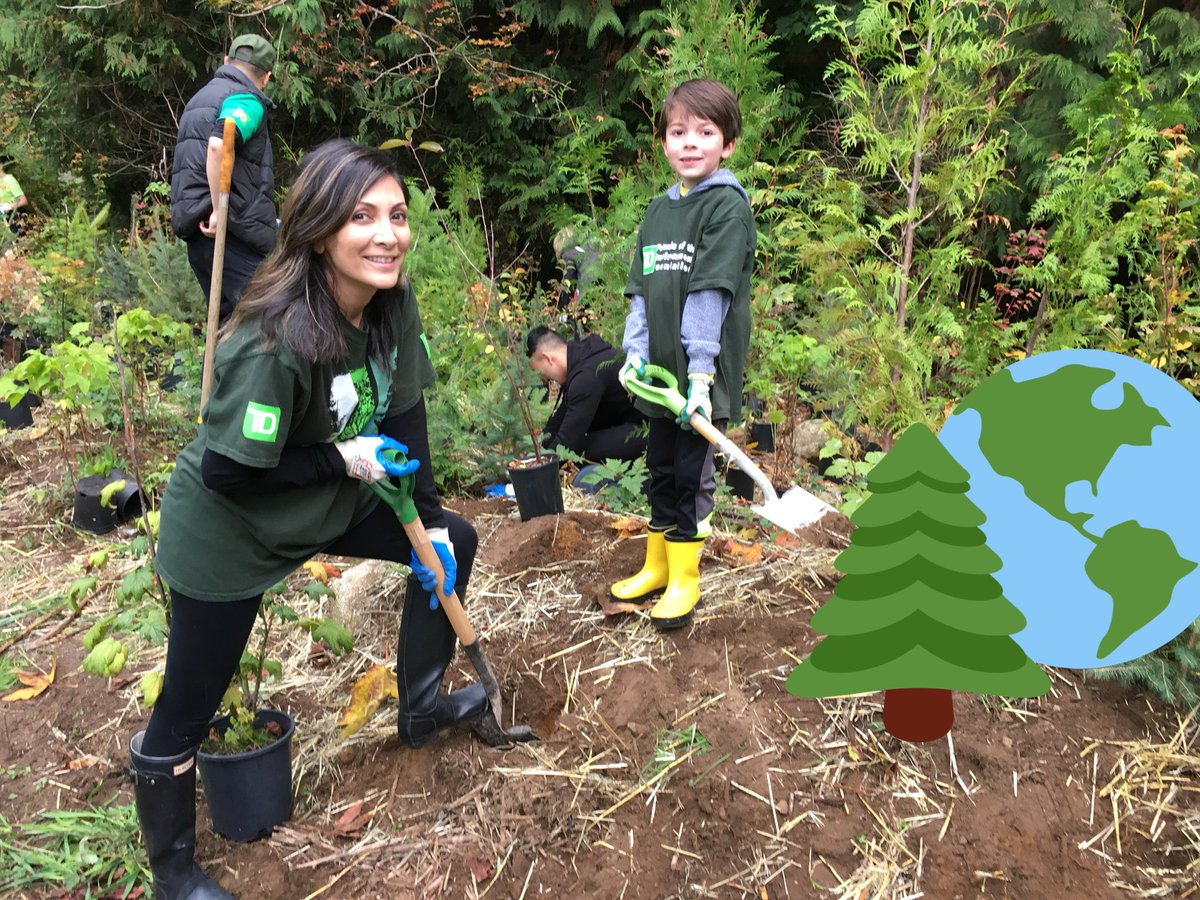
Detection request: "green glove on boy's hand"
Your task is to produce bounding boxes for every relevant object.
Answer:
[618,353,646,391]
[679,372,714,430]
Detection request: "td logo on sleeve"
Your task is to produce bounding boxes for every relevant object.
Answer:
[243,401,281,442]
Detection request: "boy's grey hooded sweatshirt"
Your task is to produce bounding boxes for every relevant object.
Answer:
[622,168,750,374]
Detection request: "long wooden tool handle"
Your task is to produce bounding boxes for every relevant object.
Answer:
[200,117,237,414]
[688,413,781,503]
[401,516,479,646]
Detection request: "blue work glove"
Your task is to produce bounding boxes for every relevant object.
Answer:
[410,527,456,609]
[678,372,714,430]
[617,352,646,391]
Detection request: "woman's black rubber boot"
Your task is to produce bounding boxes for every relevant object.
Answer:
[395,575,489,746]
[128,731,234,900]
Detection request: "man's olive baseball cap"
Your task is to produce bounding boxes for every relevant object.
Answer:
[228,34,275,72]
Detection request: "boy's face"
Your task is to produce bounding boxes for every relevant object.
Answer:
[660,112,735,190]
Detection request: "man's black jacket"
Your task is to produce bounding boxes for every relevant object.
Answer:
[543,335,644,454]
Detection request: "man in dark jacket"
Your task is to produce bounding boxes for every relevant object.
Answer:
[526,326,646,464]
[171,34,278,323]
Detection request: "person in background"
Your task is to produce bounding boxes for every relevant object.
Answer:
[613,79,756,631]
[550,225,600,334]
[128,139,519,900]
[171,34,279,323]
[0,156,29,234]
[526,326,646,489]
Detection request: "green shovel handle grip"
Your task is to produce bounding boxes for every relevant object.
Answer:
[625,364,686,416]
[368,442,420,524]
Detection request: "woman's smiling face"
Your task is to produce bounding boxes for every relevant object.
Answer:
[318,174,411,316]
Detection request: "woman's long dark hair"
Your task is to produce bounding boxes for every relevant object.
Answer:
[224,138,409,366]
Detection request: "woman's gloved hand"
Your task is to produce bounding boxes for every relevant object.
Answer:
[410,527,456,608]
[334,435,389,483]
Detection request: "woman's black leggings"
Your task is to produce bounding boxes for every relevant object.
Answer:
[139,506,477,758]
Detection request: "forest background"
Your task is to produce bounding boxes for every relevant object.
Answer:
[1,0,1200,702]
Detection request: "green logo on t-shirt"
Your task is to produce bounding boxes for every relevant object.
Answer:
[243,401,281,442]
[642,245,658,275]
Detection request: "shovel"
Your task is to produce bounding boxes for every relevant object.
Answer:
[625,365,840,533]
[200,116,237,413]
[367,439,534,746]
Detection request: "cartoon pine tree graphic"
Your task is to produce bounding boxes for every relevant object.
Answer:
[787,423,1050,742]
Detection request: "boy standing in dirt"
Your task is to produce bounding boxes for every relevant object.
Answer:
[613,79,756,630]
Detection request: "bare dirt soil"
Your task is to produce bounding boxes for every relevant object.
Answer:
[1,426,1197,899]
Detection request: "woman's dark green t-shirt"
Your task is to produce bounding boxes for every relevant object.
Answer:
[156,284,435,601]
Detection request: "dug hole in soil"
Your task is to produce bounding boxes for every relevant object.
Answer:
[1,430,1197,899]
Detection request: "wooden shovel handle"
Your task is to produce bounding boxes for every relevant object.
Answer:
[401,516,478,646]
[200,117,237,414]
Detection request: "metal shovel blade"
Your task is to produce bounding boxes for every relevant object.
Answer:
[461,642,535,746]
[752,485,839,534]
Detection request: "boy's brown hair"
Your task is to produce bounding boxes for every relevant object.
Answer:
[655,79,742,144]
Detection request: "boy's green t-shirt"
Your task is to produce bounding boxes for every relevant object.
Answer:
[625,185,756,420]
[157,283,435,601]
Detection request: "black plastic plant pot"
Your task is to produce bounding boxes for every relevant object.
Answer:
[725,464,755,501]
[197,709,295,843]
[0,394,33,430]
[72,475,119,534]
[104,467,147,522]
[748,421,775,453]
[506,453,564,521]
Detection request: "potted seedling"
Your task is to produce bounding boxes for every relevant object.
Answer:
[196,577,352,842]
[489,280,563,521]
[499,358,563,520]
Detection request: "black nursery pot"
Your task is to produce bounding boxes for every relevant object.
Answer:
[197,709,295,842]
[748,421,775,453]
[104,467,146,521]
[506,453,564,521]
[0,394,33,430]
[725,464,755,501]
[71,469,147,534]
[72,476,119,534]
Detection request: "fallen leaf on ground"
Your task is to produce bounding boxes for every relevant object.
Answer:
[596,593,654,616]
[59,754,103,773]
[771,529,803,548]
[309,640,332,668]
[466,855,495,882]
[609,516,646,538]
[2,659,56,702]
[303,560,342,584]
[338,664,398,736]
[722,540,763,566]
[332,801,372,837]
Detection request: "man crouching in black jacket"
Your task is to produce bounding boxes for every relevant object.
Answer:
[526,326,647,464]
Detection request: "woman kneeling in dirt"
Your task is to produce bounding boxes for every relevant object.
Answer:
[126,139,518,899]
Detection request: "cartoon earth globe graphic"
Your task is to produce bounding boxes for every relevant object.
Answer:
[937,349,1200,668]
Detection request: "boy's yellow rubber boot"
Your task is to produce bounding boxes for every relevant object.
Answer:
[650,536,704,630]
[610,526,670,601]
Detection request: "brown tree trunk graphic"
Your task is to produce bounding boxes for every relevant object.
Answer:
[883,688,955,742]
